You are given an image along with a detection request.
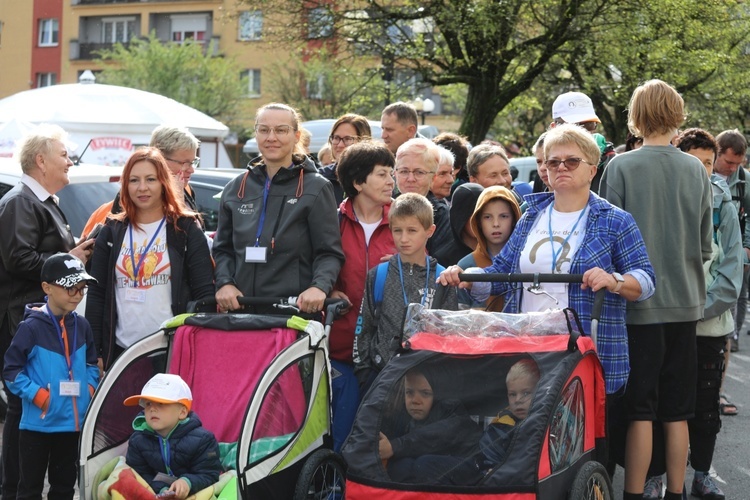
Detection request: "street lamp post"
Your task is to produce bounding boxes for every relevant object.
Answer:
[412,97,435,125]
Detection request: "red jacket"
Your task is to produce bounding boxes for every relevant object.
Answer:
[330,198,396,363]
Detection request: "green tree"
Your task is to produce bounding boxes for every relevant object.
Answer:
[266,47,416,120]
[558,0,750,144]
[247,0,617,145]
[95,34,248,130]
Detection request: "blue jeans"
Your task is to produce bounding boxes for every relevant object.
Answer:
[330,360,360,452]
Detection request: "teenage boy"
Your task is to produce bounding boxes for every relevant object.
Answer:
[353,193,458,392]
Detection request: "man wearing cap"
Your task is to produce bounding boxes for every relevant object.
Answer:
[124,373,221,498]
[3,253,99,500]
[551,91,616,193]
[0,124,94,499]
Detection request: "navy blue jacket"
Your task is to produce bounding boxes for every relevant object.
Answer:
[126,411,221,494]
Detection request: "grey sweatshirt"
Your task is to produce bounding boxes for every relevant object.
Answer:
[599,145,712,324]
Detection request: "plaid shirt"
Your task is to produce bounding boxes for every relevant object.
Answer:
[488,192,655,394]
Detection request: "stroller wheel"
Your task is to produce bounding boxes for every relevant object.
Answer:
[294,448,347,500]
[568,461,613,500]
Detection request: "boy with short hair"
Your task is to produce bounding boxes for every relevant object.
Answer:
[353,193,458,392]
[123,373,221,499]
[458,186,521,311]
[479,358,540,467]
[3,252,100,499]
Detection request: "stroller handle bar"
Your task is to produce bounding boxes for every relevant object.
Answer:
[457,272,606,347]
[187,297,349,326]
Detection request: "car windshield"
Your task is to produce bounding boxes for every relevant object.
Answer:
[58,182,120,236]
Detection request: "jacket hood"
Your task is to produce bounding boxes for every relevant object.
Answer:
[22,302,79,326]
[710,174,732,204]
[450,183,484,240]
[470,186,522,267]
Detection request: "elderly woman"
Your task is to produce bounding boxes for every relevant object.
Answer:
[319,114,373,205]
[0,124,94,498]
[439,123,655,398]
[394,138,451,260]
[328,141,396,451]
[212,103,344,315]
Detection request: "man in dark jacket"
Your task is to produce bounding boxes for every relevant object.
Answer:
[0,125,94,499]
[124,373,221,498]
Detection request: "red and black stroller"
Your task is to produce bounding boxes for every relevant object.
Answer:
[343,274,612,500]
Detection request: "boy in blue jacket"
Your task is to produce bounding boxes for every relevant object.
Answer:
[3,252,100,499]
[123,373,221,499]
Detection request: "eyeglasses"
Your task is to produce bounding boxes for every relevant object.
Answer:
[53,284,87,297]
[394,168,434,179]
[329,135,359,146]
[255,125,294,137]
[165,157,200,168]
[544,157,595,171]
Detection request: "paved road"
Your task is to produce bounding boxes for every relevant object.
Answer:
[610,334,750,499]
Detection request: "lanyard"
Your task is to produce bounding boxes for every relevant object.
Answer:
[254,176,272,246]
[129,217,166,284]
[396,255,430,306]
[547,203,586,274]
[45,305,76,379]
[158,436,175,476]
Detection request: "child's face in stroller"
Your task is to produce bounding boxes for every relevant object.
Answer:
[404,372,434,421]
[507,376,536,421]
[141,399,189,437]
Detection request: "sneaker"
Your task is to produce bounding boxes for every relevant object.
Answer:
[691,472,725,500]
[643,474,664,499]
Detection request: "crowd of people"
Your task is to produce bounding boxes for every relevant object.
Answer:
[0,78,746,499]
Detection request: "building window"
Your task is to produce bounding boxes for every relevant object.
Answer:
[307,7,333,39]
[240,69,261,97]
[102,17,137,44]
[171,14,208,44]
[306,74,325,100]
[238,11,262,41]
[38,18,59,47]
[37,73,56,88]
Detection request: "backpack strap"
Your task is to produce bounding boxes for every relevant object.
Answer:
[373,261,390,308]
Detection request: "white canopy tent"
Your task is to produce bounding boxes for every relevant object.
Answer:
[0,118,38,157]
[0,72,232,167]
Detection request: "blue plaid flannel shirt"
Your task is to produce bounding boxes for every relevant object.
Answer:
[487,192,655,394]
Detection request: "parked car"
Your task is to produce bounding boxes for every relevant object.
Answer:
[509,156,539,184]
[243,119,384,158]
[189,169,242,232]
[0,158,122,238]
[418,124,441,139]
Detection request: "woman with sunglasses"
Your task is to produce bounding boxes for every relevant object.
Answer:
[439,124,655,417]
[318,114,372,205]
[86,147,214,371]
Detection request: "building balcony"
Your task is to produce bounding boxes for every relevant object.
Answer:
[72,0,186,5]
[70,40,132,60]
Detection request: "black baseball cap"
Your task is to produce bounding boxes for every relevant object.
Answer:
[41,253,97,288]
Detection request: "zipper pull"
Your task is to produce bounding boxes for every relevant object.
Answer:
[409,264,413,276]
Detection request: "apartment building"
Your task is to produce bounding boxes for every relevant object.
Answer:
[0,0,288,126]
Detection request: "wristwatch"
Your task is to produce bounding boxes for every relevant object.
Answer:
[612,272,625,294]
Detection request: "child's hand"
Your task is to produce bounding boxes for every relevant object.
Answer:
[378,432,393,459]
[168,478,190,499]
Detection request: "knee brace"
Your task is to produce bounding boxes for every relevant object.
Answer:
[693,360,723,434]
